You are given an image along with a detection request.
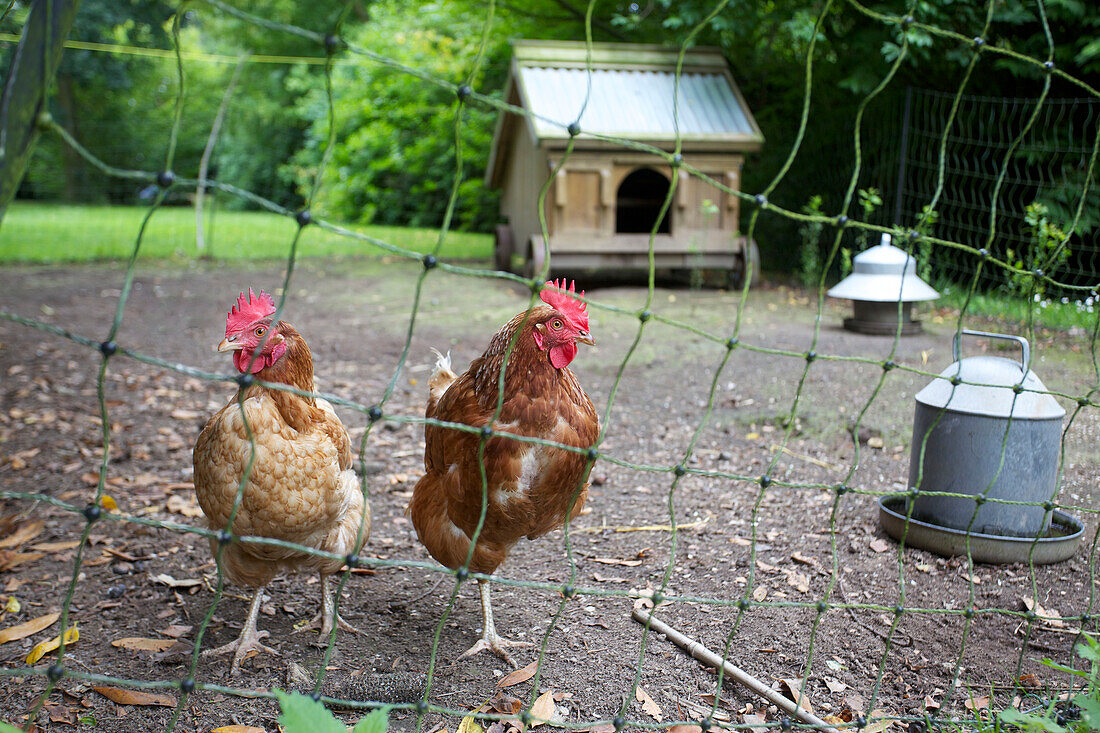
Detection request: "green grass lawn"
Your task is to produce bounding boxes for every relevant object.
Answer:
[0,201,492,263]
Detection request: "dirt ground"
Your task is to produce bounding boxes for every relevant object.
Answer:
[0,257,1096,732]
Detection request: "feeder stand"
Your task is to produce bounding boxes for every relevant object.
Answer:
[826,234,939,335]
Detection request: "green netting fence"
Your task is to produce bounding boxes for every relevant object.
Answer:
[0,0,1098,732]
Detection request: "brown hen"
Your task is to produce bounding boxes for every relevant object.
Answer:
[408,280,599,666]
[193,289,370,675]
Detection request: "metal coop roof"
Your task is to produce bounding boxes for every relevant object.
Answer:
[518,66,757,139]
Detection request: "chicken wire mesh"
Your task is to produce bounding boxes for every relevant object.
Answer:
[0,0,1098,731]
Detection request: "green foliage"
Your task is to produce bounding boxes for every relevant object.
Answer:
[797,194,825,288]
[287,0,520,232]
[856,187,882,250]
[0,721,25,733]
[1007,202,1071,298]
[274,689,389,733]
[995,633,1100,733]
[911,204,939,283]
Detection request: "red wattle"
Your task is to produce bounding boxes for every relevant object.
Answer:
[549,341,577,369]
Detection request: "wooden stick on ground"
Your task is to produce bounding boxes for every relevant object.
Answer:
[631,607,842,733]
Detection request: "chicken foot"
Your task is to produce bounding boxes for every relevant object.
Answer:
[458,579,532,668]
[202,586,278,675]
[294,574,360,639]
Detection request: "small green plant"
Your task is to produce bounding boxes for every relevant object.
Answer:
[274,689,390,733]
[996,633,1100,732]
[856,187,883,251]
[839,187,883,278]
[1007,202,1071,298]
[912,204,939,282]
[797,194,825,288]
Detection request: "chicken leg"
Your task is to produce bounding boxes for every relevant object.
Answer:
[202,586,278,675]
[294,574,360,638]
[458,579,532,668]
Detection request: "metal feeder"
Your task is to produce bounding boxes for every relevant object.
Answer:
[880,329,1082,564]
[826,234,938,335]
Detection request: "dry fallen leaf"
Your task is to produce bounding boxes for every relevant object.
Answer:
[0,520,44,549]
[150,574,202,589]
[0,550,45,572]
[752,585,768,602]
[498,660,538,688]
[964,695,990,711]
[112,637,177,653]
[785,570,810,593]
[592,557,643,567]
[869,538,891,553]
[27,625,78,664]
[668,727,702,733]
[636,685,662,722]
[170,409,201,421]
[791,551,816,566]
[778,679,814,714]
[0,612,60,644]
[92,686,176,707]
[165,494,203,518]
[212,727,266,733]
[824,677,848,693]
[529,689,560,727]
[30,541,81,552]
[742,713,768,733]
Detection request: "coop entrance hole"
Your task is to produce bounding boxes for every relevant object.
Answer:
[616,168,671,234]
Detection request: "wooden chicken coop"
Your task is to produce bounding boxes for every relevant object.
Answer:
[486,40,765,284]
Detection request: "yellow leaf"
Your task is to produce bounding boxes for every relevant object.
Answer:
[27,624,78,664]
[456,715,484,733]
[101,495,119,512]
[0,611,59,644]
[213,727,266,733]
[91,686,176,707]
[746,432,760,440]
[3,596,19,614]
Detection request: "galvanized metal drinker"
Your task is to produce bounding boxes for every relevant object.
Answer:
[827,234,939,334]
[879,329,1083,563]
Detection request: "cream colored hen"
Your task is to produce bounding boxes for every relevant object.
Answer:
[193,289,370,675]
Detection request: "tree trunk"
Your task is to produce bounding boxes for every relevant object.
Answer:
[54,72,85,202]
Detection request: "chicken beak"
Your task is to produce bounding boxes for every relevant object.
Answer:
[576,330,595,346]
[217,337,244,353]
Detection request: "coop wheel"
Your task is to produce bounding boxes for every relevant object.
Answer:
[728,238,760,289]
[493,224,514,273]
[523,237,547,280]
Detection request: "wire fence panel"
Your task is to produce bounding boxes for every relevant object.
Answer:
[0,1,1098,732]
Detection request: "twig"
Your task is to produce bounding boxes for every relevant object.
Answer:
[632,607,842,733]
[572,514,713,535]
[769,444,844,472]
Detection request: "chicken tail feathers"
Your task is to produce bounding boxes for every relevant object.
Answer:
[428,348,458,406]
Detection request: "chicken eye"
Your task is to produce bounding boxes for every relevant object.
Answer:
[254,326,266,338]
[551,319,563,330]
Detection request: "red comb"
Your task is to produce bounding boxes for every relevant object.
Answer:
[225,288,277,336]
[540,279,588,331]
